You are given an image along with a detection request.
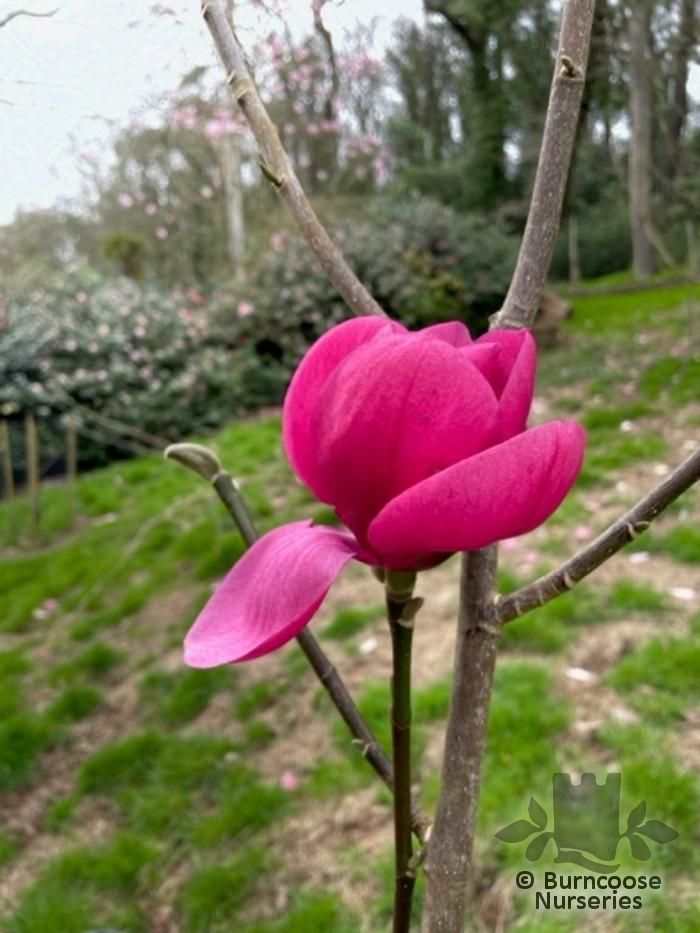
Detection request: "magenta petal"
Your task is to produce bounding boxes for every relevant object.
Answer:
[283,316,403,499]
[184,521,358,667]
[416,321,472,347]
[314,334,499,538]
[368,421,586,565]
[477,329,536,440]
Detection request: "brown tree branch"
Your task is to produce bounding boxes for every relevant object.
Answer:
[496,0,596,329]
[422,548,500,932]
[423,3,596,930]
[201,0,385,318]
[494,445,700,626]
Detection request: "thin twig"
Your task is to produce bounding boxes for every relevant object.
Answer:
[495,445,700,625]
[0,7,57,29]
[495,0,596,330]
[200,0,385,318]
[165,445,429,841]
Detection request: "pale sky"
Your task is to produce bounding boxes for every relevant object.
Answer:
[0,0,423,223]
[2,2,698,225]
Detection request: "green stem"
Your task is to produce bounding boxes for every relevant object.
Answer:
[386,570,418,933]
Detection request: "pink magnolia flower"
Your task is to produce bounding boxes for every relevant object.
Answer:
[185,318,585,667]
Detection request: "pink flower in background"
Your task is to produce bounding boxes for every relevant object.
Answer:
[185,318,586,667]
[155,227,169,240]
[280,770,300,791]
[145,203,158,216]
[237,301,255,318]
[200,185,214,199]
[270,231,285,251]
[117,193,134,208]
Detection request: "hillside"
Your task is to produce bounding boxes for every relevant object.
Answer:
[1,283,699,932]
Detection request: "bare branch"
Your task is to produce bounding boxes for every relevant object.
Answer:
[0,7,57,29]
[423,3,596,930]
[495,446,700,626]
[422,548,500,931]
[201,0,385,318]
[495,0,596,329]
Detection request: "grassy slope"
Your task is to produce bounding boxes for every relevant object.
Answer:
[0,282,699,931]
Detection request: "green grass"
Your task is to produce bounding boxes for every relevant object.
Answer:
[609,579,667,613]
[47,684,103,723]
[578,432,668,486]
[600,724,700,872]
[570,282,700,335]
[178,848,274,933]
[0,714,63,792]
[139,666,234,726]
[234,680,280,719]
[49,642,123,684]
[6,834,155,933]
[240,891,360,932]
[582,402,654,430]
[653,525,700,564]
[479,663,570,832]
[607,636,700,723]
[190,764,290,848]
[0,829,19,868]
[323,604,384,640]
[501,587,605,653]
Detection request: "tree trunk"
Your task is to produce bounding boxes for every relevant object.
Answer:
[221,134,246,283]
[665,0,695,185]
[628,0,656,279]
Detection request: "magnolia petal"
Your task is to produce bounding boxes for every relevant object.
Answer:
[314,334,499,538]
[283,316,402,499]
[184,521,358,667]
[477,329,537,439]
[416,321,472,347]
[461,343,502,386]
[368,421,586,566]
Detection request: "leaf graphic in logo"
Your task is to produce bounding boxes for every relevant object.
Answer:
[528,797,548,830]
[629,834,652,861]
[526,831,553,862]
[637,820,678,844]
[495,820,539,843]
[626,800,646,832]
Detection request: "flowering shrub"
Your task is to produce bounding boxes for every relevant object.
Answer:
[225,197,520,373]
[185,317,585,665]
[0,272,248,475]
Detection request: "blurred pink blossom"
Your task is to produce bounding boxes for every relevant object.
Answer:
[279,770,300,791]
[237,301,255,318]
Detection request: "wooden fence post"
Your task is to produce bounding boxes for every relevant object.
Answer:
[25,414,40,536]
[0,421,14,502]
[66,419,78,517]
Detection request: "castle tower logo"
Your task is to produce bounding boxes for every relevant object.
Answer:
[496,773,678,873]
